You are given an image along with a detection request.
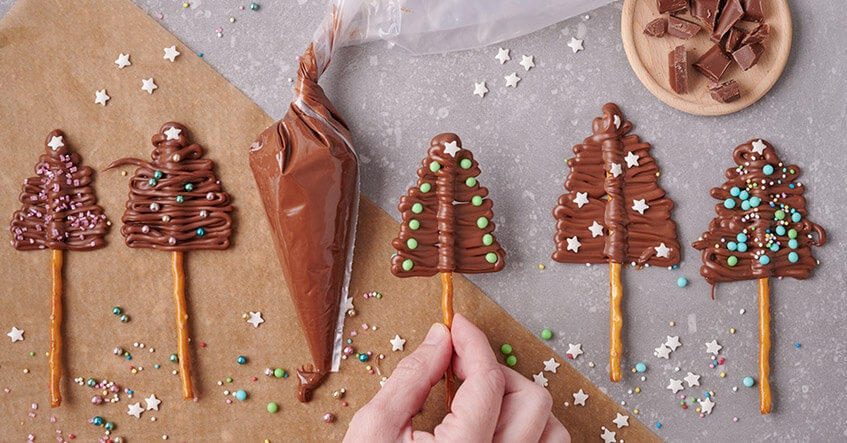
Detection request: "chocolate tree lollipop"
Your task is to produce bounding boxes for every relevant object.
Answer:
[552,103,680,382]
[107,122,232,400]
[9,130,109,407]
[693,139,826,414]
[391,133,506,409]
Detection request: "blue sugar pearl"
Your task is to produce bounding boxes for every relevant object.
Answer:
[788,239,799,249]
[724,198,736,209]
[741,200,751,211]
[677,277,688,288]
[749,196,761,207]
[739,190,750,200]
[775,225,786,236]
[789,183,795,189]
[235,389,247,401]
[196,228,206,237]
[237,355,247,365]
[759,255,771,265]
[763,164,774,175]
[176,195,185,204]
[795,343,802,348]
[788,252,799,263]
[736,233,747,243]
[792,212,802,223]
[737,242,748,252]
[770,244,780,252]
[743,376,756,388]
[92,416,103,426]
[127,389,133,395]
[635,362,648,373]
[154,170,163,179]
[358,353,369,362]
[727,241,738,251]
[184,183,194,191]
[148,178,158,187]
[730,186,741,197]
[656,422,662,429]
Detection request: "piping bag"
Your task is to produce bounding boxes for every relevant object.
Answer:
[248,0,612,402]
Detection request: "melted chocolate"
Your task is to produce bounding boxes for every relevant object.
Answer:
[552,103,680,268]
[692,139,826,295]
[249,43,358,402]
[391,133,505,277]
[107,123,232,251]
[10,130,108,251]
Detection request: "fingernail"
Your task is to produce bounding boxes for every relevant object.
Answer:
[423,323,447,345]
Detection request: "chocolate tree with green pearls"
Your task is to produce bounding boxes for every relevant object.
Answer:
[693,138,826,414]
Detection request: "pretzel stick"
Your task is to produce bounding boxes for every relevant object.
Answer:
[758,277,772,414]
[49,249,63,407]
[441,272,455,411]
[609,262,623,382]
[172,251,193,400]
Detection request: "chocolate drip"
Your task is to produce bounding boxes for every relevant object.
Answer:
[552,103,680,268]
[692,139,826,293]
[107,123,232,251]
[391,133,505,277]
[10,130,108,251]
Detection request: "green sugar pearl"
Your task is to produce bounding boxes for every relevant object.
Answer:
[505,355,518,367]
[429,161,441,173]
[419,183,432,193]
[476,217,489,229]
[727,256,739,267]
[411,203,423,214]
[485,252,498,264]
[460,158,473,169]
[406,238,418,250]
[540,329,553,340]
[465,177,477,187]
[500,344,513,355]
[267,402,279,413]
[402,259,414,271]
[482,234,494,246]
[408,219,420,230]
[471,195,483,206]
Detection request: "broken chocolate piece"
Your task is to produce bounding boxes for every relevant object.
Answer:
[667,16,701,40]
[733,43,765,71]
[644,17,667,38]
[742,0,765,22]
[692,0,721,31]
[709,80,741,103]
[669,45,688,94]
[694,44,732,82]
[657,0,687,14]
[712,0,745,42]
[724,27,748,53]
[741,23,770,46]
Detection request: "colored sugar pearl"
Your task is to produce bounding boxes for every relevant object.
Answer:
[169,353,179,363]
[763,164,774,175]
[419,183,431,193]
[788,252,799,263]
[120,314,129,323]
[429,161,441,173]
[460,159,472,169]
[250,2,259,11]
[677,277,688,287]
[749,196,761,207]
[273,368,286,378]
[472,195,483,206]
[154,170,163,179]
[743,376,755,387]
[505,355,517,367]
[482,233,494,246]
[184,183,194,191]
[112,306,122,315]
[738,190,749,200]
[759,255,770,265]
[775,225,786,236]
[235,390,247,401]
[788,229,798,239]
[736,233,747,243]
[267,402,279,413]
[485,252,498,264]
[411,203,423,214]
[727,256,738,267]
[465,177,477,187]
[736,242,748,252]
[788,239,799,249]
[540,329,553,340]
[476,217,489,229]
[176,195,185,204]
[237,355,247,365]
[408,219,420,230]
[723,198,736,209]
[402,259,414,271]
[792,212,802,223]
[729,186,741,197]
[500,344,513,355]
[196,228,206,237]
[358,353,369,362]
[406,238,418,249]
[635,362,647,373]
[727,241,738,251]
[774,209,785,220]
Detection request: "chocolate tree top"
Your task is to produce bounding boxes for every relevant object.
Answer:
[391,133,505,277]
[9,130,108,251]
[692,139,826,288]
[552,103,680,268]
[107,122,232,251]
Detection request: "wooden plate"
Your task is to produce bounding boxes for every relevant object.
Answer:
[621,0,792,116]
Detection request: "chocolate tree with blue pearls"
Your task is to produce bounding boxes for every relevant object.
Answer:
[693,138,826,415]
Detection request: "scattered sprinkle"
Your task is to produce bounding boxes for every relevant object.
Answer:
[247,311,264,328]
[115,53,131,69]
[705,339,723,355]
[543,357,560,373]
[613,412,629,428]
[566,343,583,359]
[677,276,688,287]
[504,72,521,88]
[141,78,157,94]
[567,37,584,53]
[127,402,144,418]
[163,45,180,62]
[7,327,24,342]
[390,334,406,352]
[743,376,756,387]
[495,47,511,64]
[540,328,553,340]
[573,388,588,406]
[532,372,548,387]
[473,81,488,98]
[519,54,535,71]
[667,378,684,393]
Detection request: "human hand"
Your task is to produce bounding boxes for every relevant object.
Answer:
[344,314,570,442]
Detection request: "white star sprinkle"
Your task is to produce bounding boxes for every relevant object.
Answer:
[567,37,584,53]
[47,136,64,151]
[145,394,161,411]
[655,243,671,259]
[573,192,589,208]
[613,114,621,129]
[566,236,581,253]
[127,402,144,418]
[573,389,588,406]
[495,47,511,64]
[588,221,604,238]
[247,312,264,328]
[473,81,489,98]
[706,339,723,355]
[164,126,182,140]
[519,54,535,71]
[342,296,354,311]
[632,199,649,215]
[504,72,521,88]
[600,427,616,443]
[654,344,671,359]
[699,397,716,414]
[163,45,180,62]
[684,372,701,387]
[613,413,630,428]
[752,139,767,155]
[624,151,640,168]
[609,162,622,177]
[443,140,461,157]
[7,327,24,342]
[667,378,684,394]
[95,89,110,106]
[390,334,406,352]
[543,358,560,373]
[115,53,131,69]
[665,335,681,351]
[141,78,157,94]
[533,372,549,387]
[567,343,583,359]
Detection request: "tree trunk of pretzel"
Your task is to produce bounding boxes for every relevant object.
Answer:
[172,251,194,400]
[609,262,623,382]
[49,249,63,407]
[441,272,455,411]
[758,277,772,414]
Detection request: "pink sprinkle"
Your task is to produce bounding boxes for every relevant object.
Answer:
[32,403,38,409]
[156,12,164,19]
[361,323,369,330]
[350,331,357,337]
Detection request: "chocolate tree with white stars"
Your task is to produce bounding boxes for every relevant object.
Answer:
[9,129,109,407]
[391,133,505,409]
[693,138,826,415]
[552,103,680,382]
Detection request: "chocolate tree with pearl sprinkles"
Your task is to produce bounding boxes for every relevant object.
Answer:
[8,129,109,407]
[692,139,826,414]
[551,103,680,383]
[391,133,506,410]
[107,122,233,400]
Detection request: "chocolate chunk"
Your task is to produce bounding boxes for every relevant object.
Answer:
[712,0,744,42]
[657,0,687,14]
[725,27,748,53]
[643,17,667,38]
[693,44,732,82]
[667,16,701,40]
[742,0,765,22]
[691,0,721,31]
[708,80,741,103]
[669,45,688,94]
[741,23,770,46]
[733,43,765,70]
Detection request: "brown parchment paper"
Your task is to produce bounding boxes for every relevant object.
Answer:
[0,0,659,441]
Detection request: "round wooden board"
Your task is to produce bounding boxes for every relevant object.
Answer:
[621,0,792,116]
